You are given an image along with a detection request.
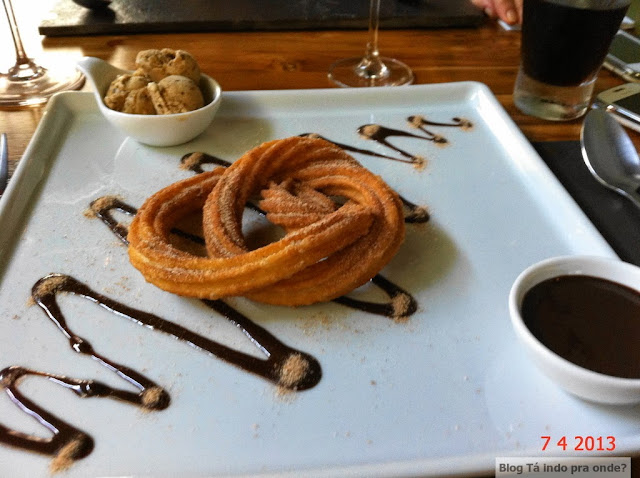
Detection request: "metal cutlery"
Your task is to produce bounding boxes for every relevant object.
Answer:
[580,108,640,210]
[0,133,7,195]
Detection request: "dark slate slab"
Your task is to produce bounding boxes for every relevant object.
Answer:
[39,0,484,36]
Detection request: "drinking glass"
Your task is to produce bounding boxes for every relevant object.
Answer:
[0,0,84,108]
[328,0,413,88]
[513,0,629,121]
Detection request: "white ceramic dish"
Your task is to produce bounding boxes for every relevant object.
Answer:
[1,83,638,478]
[509,255,640,405]
[76,56,222,146]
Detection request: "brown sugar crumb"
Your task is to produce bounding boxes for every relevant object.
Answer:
[409,115,424,129]
[141,386,165,409]
[1,372,13,388]
[412,156,426,171]
[277,353,309,390]
[458,118,473,131]
[180,152,205,170]
[85,195,122,218]
[33,275,68,299]
[359,124,380,140]
[409,205,430,222]
[49,436,86,473]
[391,293,412,322]
[433,136,448,147]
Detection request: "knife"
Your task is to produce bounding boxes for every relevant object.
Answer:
[0,133,7,196]
[580,108,640,209]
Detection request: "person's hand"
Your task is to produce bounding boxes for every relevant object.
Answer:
[471,0,523,25]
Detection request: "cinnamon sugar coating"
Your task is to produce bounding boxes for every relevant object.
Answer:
[127,136,405,306]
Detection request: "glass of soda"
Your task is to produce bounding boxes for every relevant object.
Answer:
[513,0,630,121]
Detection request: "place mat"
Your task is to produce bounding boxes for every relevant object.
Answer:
[38,0,484,36]
[533,140,640,266]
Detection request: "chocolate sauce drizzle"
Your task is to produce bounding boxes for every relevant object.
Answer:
[88,196,136,243]
[180,151,231,174]
[0,366,95,465]
[357,124,437,161]
[333,274,417,318]
[34,274,321,390]
[301,115,471,167]
[0,271,321,465]
[299,133,414,165]
[407,115,472,143]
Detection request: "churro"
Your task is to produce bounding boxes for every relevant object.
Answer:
[128,136,405,306]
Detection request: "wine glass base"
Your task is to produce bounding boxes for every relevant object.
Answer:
[0,66,85,108]
[328,56,414,88]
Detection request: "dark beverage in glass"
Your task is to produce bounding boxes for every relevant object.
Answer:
[514,0,630,121]
[522,0,628,86]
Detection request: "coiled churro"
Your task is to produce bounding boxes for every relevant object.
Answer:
[128,136,405,306]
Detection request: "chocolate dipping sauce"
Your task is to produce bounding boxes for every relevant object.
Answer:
[521,275,640,379]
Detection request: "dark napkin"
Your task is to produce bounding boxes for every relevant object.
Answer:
[533,141,640,267]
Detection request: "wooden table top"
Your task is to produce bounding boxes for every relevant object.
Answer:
[0,21,630,181]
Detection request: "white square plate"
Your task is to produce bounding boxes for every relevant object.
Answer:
[0,83,636,478]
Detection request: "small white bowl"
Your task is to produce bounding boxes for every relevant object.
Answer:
[509,255,640,405]
[77,56,222,147]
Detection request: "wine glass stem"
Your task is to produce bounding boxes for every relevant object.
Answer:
[2,0,45,81]
[358,0,388,79]
[3,0,28,63]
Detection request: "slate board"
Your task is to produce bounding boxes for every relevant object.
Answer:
[39,0,484,36]
[533,140,640,267]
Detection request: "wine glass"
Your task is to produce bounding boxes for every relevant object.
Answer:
[0,0,84,108]
[328,0,414,88]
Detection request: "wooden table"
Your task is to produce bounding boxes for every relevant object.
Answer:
[0,21,629,180]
